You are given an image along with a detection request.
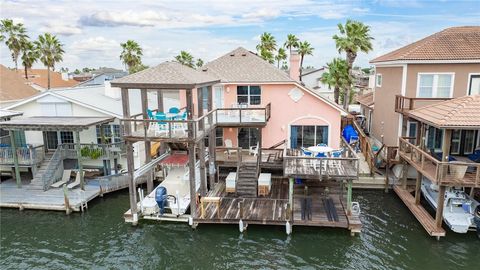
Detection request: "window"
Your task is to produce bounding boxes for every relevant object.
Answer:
[376,74,382,87]
[215,128,223,147]
[407,121,417,144]
[417,73,454,98]
[468,74,480,95]
[214,86,224,108]
[238,128,259,149]
[237,85,261,105]
[60,131,74,144]
[464,130,476,154]
[290,125,329,149]
[426,126,443,150]
[96,124,121,144]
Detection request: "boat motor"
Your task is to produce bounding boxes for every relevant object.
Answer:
[155,187,168,215]
[475,205,480,239]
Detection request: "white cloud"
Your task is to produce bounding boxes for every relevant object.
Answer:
[40,23,82,36]
[80,10,170,27]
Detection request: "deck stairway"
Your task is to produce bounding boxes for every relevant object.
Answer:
[236,163,258,197]
[29,153,54,189]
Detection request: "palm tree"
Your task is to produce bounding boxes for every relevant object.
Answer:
[175,51,195,68]
[120,40,143,73]
[35,33,65,90]
[284,34,299,54]
[333,20,373,109]
[275,47,287,68]
[196,58,204,68]
[1,19,29,70]
[21,41,39,79]
[297,41,314,81]
[320,58,351,104]
[256,32,277,63]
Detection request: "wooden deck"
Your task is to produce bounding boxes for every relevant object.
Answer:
[393,185,446,237]
[215,149,283,168]
[293,180,349,228]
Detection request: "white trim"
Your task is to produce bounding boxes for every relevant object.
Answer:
[5,91,121,118]
[401,65,407,96]
[371,59,480,65]
[467,73,480,95]
[287,115,332,148]
[375,74,382,87]
[415,72,455,98]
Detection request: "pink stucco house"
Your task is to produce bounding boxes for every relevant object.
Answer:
[182,47,346,150]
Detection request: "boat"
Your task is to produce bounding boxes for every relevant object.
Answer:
[140,157,201,217]
[421,178,479,234]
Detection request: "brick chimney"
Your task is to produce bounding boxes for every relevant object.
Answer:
[289,49,300,81]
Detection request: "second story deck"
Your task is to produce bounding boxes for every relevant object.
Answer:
[395,95,451,115]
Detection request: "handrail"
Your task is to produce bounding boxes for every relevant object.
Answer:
[351,119,375,175]
[0,144,45,166]
[398,137,480,187]
[395,95,451,113]
[41,145,64,191]
[268,139,286,149]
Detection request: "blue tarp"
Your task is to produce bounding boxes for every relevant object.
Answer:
[342,125,358,143]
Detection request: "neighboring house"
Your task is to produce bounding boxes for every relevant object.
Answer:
[21,69,78,90]
[356,91,374,134]
[369,26,480,147]
[300,67,335,101]
[3,84,179,170]
[0,64,40,108]
[73,68,128,86]
[202,47,346,150]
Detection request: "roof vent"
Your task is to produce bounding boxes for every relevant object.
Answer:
[202,67,208,72]
[241,53,247,56]
[230,53,235,56]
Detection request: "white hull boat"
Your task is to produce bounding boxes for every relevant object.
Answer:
[421,178,479,234]
[141,164,201,217]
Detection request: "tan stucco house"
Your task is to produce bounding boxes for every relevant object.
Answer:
[369,26,480,149]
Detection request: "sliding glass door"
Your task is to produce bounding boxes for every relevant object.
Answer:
[238,128,259,149]
[290,125,328,149]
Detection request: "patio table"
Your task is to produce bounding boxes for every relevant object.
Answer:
[307,146,333,157]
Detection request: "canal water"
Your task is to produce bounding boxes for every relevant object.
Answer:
[1,190,478,269]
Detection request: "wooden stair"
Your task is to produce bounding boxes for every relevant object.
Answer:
[236,163,258,197]
[393,185,446,237]
[29,153,55,189]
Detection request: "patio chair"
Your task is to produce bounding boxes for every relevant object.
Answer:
[249,142,259,156]
[168,107,180,114]
[67,171,83,189]
[154,113,168,136]
[224,139,238,158]
[50,169,72,188]
[147,109,156,130]
[317,143,328,147]
[301,147,312,157]
[315,152,326,158]
[467,149,480,163]
[331,149,344,158]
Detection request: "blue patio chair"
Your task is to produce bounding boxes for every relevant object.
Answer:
[317,143,328,147]
[154,113,168,135]
[331,149,344,158]
[315,152,326,158]
[468,149,480,162]
[168,107,180,114]
[147,109,155,119]
[301,147,312,157]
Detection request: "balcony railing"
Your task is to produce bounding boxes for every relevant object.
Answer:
[121,104,271,142]
[283,138,359,179]
[395,95,451,114]
[61,141,125,160]
[398,137,480,187]
[0,145,45,166]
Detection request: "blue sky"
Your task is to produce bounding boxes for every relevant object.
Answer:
[1,0,479,70]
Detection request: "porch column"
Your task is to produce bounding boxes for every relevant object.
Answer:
[74,130,84,190]
[199,139,207,196]
[121,87,138,222]
[157,90,164,113]
[441,129,452,161]
[99,124,108,176]
[288,177,294,208]
[258,128,262,161]
[186,89,197,216]
[414,171,422,205]
[9,130,21,188]
[435,185,446,229]
[197,87,204,130]
[141,89,153,193]
[347,179,353,215]
[419,123,426,150]
[207,85,216,188]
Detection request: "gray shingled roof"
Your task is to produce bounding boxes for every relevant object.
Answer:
[204,47,294,83]
[111,61,220,88]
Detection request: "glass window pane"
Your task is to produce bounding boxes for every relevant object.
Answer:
[237,86,248,95]
[250,86,261,95]
[303,126,315,147]
[316,126,328,145]
[470,75,480,95]
[237,96,248,104]
[419,75,434,86]
[418,87,433,98]
[250,95,261,105]
[464,130,475,154]
[290,125,301,149]
[418,75,434,97]
[60,131,74,144]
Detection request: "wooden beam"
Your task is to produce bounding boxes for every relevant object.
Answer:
[75,131,84,191]
[208,128,216,188]
[121,88,138,221]
[414,171,422,204]
[288,177,294,207]
[9,130,21,188]
[258,128,262,161]
[141,89,153,193]
[188,142,197,217]
[401,159,408,190]
[435,185,446,229]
